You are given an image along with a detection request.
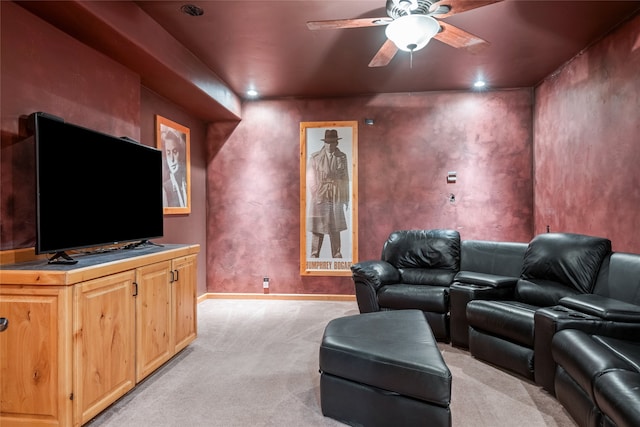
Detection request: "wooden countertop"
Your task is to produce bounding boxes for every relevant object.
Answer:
[0,243,199,286]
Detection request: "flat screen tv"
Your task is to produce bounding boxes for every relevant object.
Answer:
[31,112,164,263]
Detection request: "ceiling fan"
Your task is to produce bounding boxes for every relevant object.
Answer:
[307,0,501,67]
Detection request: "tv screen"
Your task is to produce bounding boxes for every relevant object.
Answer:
[32,112,164,257]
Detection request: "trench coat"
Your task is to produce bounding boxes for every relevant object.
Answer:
[307,145,349,234]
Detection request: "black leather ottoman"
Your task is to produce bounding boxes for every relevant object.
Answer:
[319,310,452,426]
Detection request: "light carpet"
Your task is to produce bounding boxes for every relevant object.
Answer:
[87,299,576,426]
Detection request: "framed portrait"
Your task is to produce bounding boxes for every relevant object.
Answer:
[300,121,358,276]
[156,115,191,215]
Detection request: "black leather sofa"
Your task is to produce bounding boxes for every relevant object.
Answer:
[449,239,528,347]
[351,229,529,343]
[466,232,611,381]
[350,229,640,427]
[543,251,640,427]
[534,251,640,394]
[552,329,640,427]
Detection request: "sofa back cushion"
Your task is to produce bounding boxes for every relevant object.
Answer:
[592,252,640,305]
[520,233,611,294]
[460,240,528,277]
[382,229,461,273]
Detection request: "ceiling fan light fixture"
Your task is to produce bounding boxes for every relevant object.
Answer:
[385,15,440,52]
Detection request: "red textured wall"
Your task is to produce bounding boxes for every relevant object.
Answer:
[206,91,534,294]
[8,1,638,296]
[0,1,140,250]
[140,87,209,295]
[533,14,640,252]
[0,3,208,293]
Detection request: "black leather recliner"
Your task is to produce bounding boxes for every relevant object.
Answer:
[449,239,528,348]
[552,329,640,427]
[351,229,461,341]
[534,251,640,395]
[466,233,611,380]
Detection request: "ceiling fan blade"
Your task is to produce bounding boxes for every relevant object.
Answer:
[368,39,399,68]
[307,17,392,31]
[434,22,489,49]
[429,0,502,18]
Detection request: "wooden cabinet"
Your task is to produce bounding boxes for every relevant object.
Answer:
[172,255,197,354]
[0,244,199,427]
[134,254,197,382]
[73,270,136,425]
[0,286,73,427]
[135,261,173,382]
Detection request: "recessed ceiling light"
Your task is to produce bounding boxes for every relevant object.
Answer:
[473,80,486,88]
[246,89,259,98]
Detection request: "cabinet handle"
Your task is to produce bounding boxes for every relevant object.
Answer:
[174,269,179,282]
[133,282,138,297]
[0,317,8,332]
[169,270,175,283]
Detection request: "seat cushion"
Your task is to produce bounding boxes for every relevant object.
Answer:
[377,284,448,312]
[466,300,536,347]
[515,278,581,307]
[319,310,451,406]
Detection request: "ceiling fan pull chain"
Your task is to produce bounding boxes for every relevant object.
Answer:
[410,50,413,69]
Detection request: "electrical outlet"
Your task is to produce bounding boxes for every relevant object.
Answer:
[263,276,270,294]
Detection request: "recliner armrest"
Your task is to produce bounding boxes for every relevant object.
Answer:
[351,260,400,291]
[559,294,640,322]
[454,271,519,289]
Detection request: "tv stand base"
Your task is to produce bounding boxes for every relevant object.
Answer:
[126,240,164,250]
[48,251,78,265]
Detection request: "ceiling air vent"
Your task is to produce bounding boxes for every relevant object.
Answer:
[180,4,204,17]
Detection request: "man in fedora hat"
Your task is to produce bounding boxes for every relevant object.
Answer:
[308,129,349,258]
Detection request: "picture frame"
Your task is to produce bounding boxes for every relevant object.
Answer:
[300,121,358,276]
[156,115,191,215]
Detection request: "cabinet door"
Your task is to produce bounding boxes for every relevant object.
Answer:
[0,286,72,427]
[73,271,136,425]
[135,261,172,382]
[172,255,197,353]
